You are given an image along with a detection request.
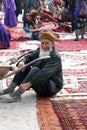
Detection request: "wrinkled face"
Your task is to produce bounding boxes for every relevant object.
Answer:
[41,39,54,51]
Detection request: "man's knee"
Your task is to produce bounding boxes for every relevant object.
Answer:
[21,67,40,83]
[30,67,40,73]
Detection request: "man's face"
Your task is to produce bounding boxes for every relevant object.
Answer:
[41,39,53,51]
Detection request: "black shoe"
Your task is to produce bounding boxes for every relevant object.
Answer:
[73,38,78,41]
[0,88,14,95]
[81,35,84,39]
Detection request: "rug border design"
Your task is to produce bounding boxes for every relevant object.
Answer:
[37,97,62,130]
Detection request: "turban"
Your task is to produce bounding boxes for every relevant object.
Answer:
[40,32,56,42]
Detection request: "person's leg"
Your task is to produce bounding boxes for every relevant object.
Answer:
[1,67,40,102]
[81,27,85,39]
[74,32,78,41]
[16,67,40,93]
[31,32,40,40]
[0,67,30,95]
[22,6,29,21]
[74,30,79,41]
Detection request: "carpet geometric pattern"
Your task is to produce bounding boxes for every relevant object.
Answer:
[37,96,87,130]
[9,22,87,51]
[59,51,87,96]
[55,39,87,51]
[37,97,62,130]
[51,98,87,130]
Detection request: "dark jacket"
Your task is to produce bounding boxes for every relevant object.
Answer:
[23,46,63,96]
[28,0,41,11]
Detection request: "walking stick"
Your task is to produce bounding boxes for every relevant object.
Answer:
[0,56,50,80]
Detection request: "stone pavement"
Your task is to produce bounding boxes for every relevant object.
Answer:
[0,89,40,130]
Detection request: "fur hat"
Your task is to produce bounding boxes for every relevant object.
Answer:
[40,32,56,42]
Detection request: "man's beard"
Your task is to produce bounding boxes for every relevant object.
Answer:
[39,47,52,58]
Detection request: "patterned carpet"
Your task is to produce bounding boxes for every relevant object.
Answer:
[51,98,87,130]
[37,96,87,130]
[58,51,87,96]
[37,97,62,130]
[8,22,87,51]
[0,11,87,130]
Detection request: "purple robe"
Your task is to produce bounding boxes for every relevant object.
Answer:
[4,0,17,27]
[0,24,11,49]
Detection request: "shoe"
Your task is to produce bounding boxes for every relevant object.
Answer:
[0,82,17,95]
[74,33,79,41]
[1,91,21,103]
[0,90,5,95]
[73,38,78,41]
[0,88,14,95]
[81,35,84,39]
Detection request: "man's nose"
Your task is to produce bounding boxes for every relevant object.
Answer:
[42,43,46,48]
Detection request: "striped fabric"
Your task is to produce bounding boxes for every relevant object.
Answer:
[48,1,56,14]
[48,0,62,15]
[48,0,59,14]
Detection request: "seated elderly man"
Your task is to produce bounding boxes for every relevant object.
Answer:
[0,32,63,103]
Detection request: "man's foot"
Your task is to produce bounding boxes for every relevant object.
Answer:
[73,38,78,41]
[1,91,21,103]
[81,35,84,39]
[0,82,17,95]
[0,88,14,95]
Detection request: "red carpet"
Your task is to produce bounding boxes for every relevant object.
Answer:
[8,23,87,51]
[37,97,87,130]
[51,98,87,130]
[10,39,87,51]
[55,39,87,51]
[61,51,87,95]
[37,97,62,130]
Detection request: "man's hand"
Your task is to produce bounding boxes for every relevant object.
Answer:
[17,62,25,69]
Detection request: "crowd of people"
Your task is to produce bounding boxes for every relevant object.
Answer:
[0,0,87,49]
[0,0,87,103]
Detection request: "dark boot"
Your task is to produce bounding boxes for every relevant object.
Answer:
[81,34,84,39]
[0,82,17,95]
[74,33,78,41]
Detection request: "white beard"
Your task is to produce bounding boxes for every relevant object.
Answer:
[39,47,52,58]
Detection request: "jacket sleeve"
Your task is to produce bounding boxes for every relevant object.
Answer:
[22,49,39,64]
[30,54,62,86]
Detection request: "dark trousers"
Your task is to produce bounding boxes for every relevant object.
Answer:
[13,67,39,85]
[13,67,57,97]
